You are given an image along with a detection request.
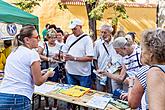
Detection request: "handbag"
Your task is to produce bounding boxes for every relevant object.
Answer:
[41,42,49,70]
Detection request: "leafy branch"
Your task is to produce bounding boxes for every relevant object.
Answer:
[13,0,43,13]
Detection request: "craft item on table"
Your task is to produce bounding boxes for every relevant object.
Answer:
[85,90,96,96]
[109,97,129,109]
[34,83,56,94]
[102,93,111,98]
[86,95,110,109]
[56,83,73,89]
[113,89,126,99]
[60,85,90,97]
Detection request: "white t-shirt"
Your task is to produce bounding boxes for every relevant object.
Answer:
[62,33,94,76]
[42,42,62,68]
[94,39,122,70]
[0,46,40,100]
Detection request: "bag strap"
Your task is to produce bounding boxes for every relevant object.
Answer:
[150,65,165,73]
[67,34,87,52]
[58,45,63,61]
[44,42,49,68]
[44,42,49,57]
[136,49,142,68]
[102,42,109,55]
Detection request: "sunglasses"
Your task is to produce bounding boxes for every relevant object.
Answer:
[72,26,80,30]
[32,35,39,40]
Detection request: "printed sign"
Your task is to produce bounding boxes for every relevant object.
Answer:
[0,23,22,40]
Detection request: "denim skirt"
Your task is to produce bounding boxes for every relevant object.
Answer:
[0,93,31,110]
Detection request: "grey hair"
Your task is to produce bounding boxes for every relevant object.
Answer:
[100,24,113,33]
[113,37,132,48]
[141,28,165,63]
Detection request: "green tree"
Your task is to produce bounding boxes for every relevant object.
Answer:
[13,0,42,13]
[157,0,165,27]
[59,0,135,41]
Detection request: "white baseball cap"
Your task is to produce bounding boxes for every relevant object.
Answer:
[69,19,83,29]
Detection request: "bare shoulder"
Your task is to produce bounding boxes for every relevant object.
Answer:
[147,67,165,81]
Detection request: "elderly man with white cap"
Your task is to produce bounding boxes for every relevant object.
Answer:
[62,19,94,88]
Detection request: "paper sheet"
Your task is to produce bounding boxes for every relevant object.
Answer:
[34,83,56,94]
[87,95,110,109]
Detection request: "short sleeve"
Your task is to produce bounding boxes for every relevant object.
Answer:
[93,41,100,59]
[85,36,94,56]
[136,65,150,90]
[30,50,40,65]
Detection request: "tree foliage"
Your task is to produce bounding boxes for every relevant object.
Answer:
[13,0,42,13]
[59,0,135,26]
[58,0,135,40]
[86,0,135,25]
[58,2,68,11]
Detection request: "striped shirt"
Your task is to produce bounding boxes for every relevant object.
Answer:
[136,65,150,110]
[124,46,142,77]
[136,65,150,91]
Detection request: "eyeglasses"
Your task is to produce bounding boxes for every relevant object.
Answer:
[101,31,108,34]
[31,36,39,40]
[72,27,77,31]
[48,37,57,39]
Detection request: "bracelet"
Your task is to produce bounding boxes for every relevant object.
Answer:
[74,57,77,61]
[48,57,51,61]
[128,85,133,88]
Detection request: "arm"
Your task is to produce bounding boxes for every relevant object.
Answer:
[64,54,93,62]
[147,68,165,110]
[101,64,127,82]
[31,60,54,86]
[93,59,99,70]
[38,46,49,61]
[127,77,144,109]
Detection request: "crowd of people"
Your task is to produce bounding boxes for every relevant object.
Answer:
[0,18,164,110]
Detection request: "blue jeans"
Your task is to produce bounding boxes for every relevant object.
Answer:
[66,73,92,88]
[0,93,31,110]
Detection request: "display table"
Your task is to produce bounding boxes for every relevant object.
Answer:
[33,82,130,110]
[0,78,129,110]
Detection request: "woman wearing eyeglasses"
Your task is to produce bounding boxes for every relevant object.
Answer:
[0,25,54,110]
[38,28,63,110]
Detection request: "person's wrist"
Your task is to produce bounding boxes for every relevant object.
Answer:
[128,85,133,88]
[48,57,51,61]
[128,79,135,88]
[47,71,52,77]
[74,57,77,61]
